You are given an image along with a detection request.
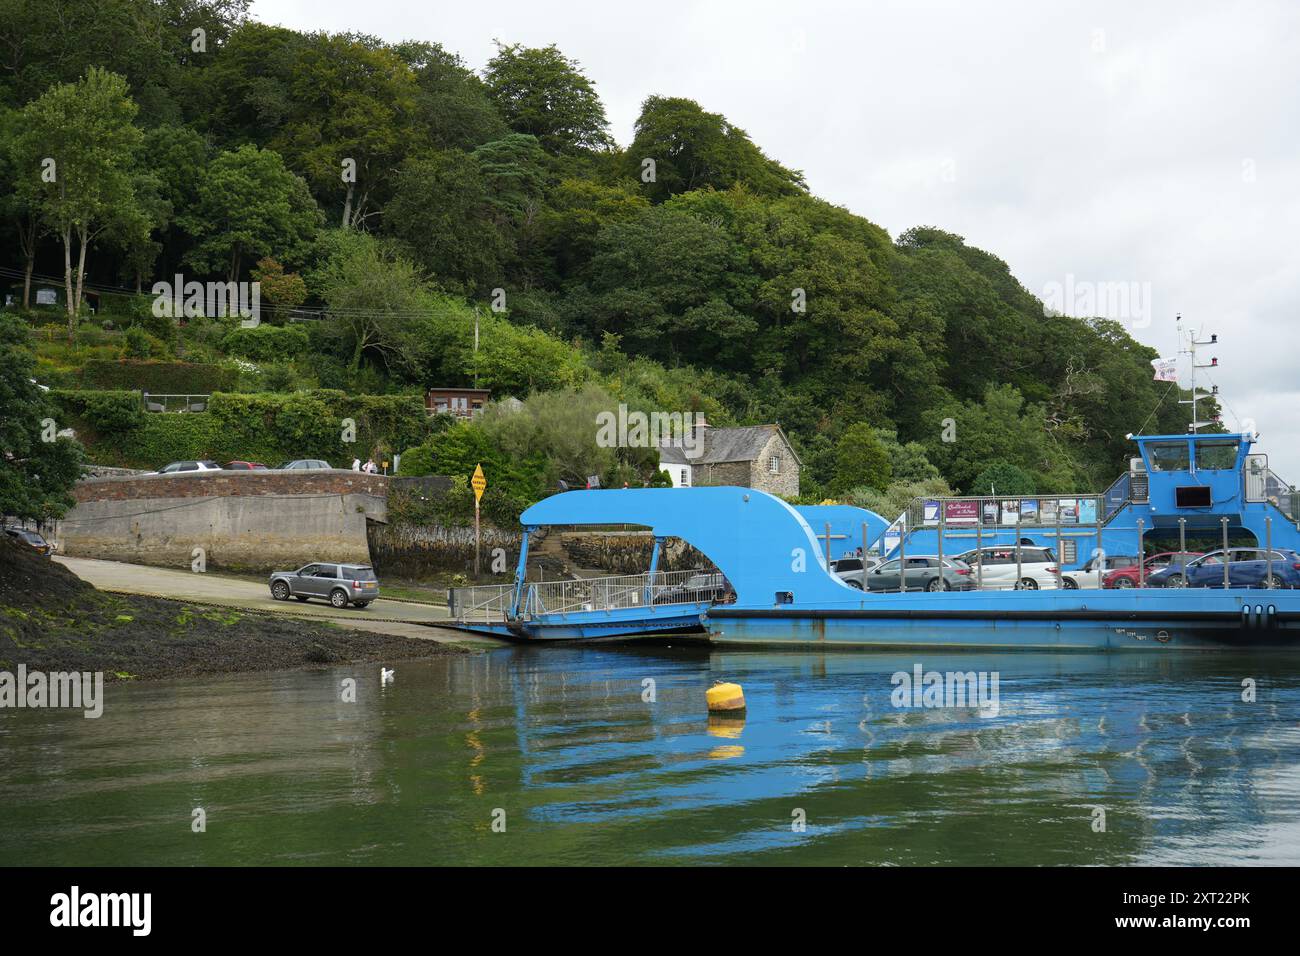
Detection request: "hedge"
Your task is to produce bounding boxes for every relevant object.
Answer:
[52,388,432,470]
[80,359,235,393]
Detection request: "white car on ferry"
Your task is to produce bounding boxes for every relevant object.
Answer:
[953,545,1061,590]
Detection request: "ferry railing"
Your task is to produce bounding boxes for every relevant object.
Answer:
[448,583,515,625]
[527,569,724,616]
[449,569,726,623]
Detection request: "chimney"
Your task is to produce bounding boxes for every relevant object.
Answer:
[693,415,710,441]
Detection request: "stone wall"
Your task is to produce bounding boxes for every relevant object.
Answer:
[57,471,388,572]
[73,469,389,502]
[557,531,713,575]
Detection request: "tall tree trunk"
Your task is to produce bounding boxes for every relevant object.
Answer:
[228,242,241,284]
[20,215,36,309]
[74,225,88,322]
[62,225,75,342]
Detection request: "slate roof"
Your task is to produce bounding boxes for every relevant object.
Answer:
[659,425,800,466]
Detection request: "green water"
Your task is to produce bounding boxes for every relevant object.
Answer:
[2,645,1298,865]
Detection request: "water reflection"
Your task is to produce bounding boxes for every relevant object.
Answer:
[1,644,1298,865]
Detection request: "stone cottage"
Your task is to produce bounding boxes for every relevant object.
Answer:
[658,423,800,497]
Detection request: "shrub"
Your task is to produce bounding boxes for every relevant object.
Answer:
[221,323,311,362]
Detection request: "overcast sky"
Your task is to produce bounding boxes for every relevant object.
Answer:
[256,0,1300,476]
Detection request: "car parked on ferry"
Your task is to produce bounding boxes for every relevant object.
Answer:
[1181,549,1300,589]
[225,460,268,470]
[278,459,332,470]
[953,546,1060,590]
[1060,553,1140,589]
[1103,551,1201,588]
[268,563,380,608]
[863,556,977,592]
[830,555,884,589]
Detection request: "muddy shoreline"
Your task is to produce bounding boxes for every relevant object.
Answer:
[0,538,471,682]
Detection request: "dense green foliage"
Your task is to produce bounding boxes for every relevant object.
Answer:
[0,317,85,518]
[0,1,1213,521]
[49,389,431,469]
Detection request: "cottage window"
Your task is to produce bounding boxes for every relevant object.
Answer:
[681,468,690,486]
[769,454,781,474]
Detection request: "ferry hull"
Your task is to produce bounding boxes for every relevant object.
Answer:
[706,589,1300,651]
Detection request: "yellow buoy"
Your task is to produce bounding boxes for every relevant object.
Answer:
[706,681,746,714]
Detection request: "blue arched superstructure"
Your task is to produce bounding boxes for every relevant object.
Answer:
[520,487,856,607]
[794,504,890,561]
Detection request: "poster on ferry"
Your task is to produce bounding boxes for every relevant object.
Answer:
[922,500,941,525]
[1040,499,1058,522]
[1058,498,1078,523]
[1021,499,1039,522]
[982,501,998,524]
[1000,500,1020,524]
[944,500,980,524]
[1078,498,1098,523]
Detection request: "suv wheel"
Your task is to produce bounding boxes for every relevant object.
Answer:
[271,580,290,601]
[847,579,862,590]
[1162,573,1184,588]
[926,577,947,592]
[329,588,350,609]
[1263,574,1284,589]
[1016,578,1039,590]
[1062,578,1079,590]
[1113,577,1135,588]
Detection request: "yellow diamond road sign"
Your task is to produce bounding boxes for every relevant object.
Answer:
[471,463,487,502]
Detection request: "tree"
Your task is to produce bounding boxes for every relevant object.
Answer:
[180,143,322,281]
[272,32,419,228]
[382,149,509,291]
[314,231,430,370]
[250,257,307,320]
[0,315,85,519]
[395,40,508,149]
[833,423,892,494]
[0,106,41,308]
[15,67,149,335]
[626,96,806,202]
[483,43,612,153]
[971,461,1036,496]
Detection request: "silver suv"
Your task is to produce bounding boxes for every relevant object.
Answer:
[269,563,380,608]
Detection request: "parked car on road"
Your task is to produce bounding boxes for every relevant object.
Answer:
[1061,553,1140,589]
[864,556,976,592]
[830,555,884,589]
[3,526,53,556]
[278,459,332,470]
[225,460,268,470]
[953,546,1060,590]
[1182,549,1300,589]
[154,460,222,474]
[269,563,380,608]
[1103,551,1201,588]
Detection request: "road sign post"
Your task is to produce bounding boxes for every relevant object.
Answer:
[472,463,487,577]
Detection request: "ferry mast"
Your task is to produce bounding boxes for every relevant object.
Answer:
[1176,313,1220,433]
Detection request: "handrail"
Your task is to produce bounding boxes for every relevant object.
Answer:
[449,569,728,625]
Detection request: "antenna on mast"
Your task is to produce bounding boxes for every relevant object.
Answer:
[1177,315,1219,432]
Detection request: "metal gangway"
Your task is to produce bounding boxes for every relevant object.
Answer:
[449,569,730,628]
